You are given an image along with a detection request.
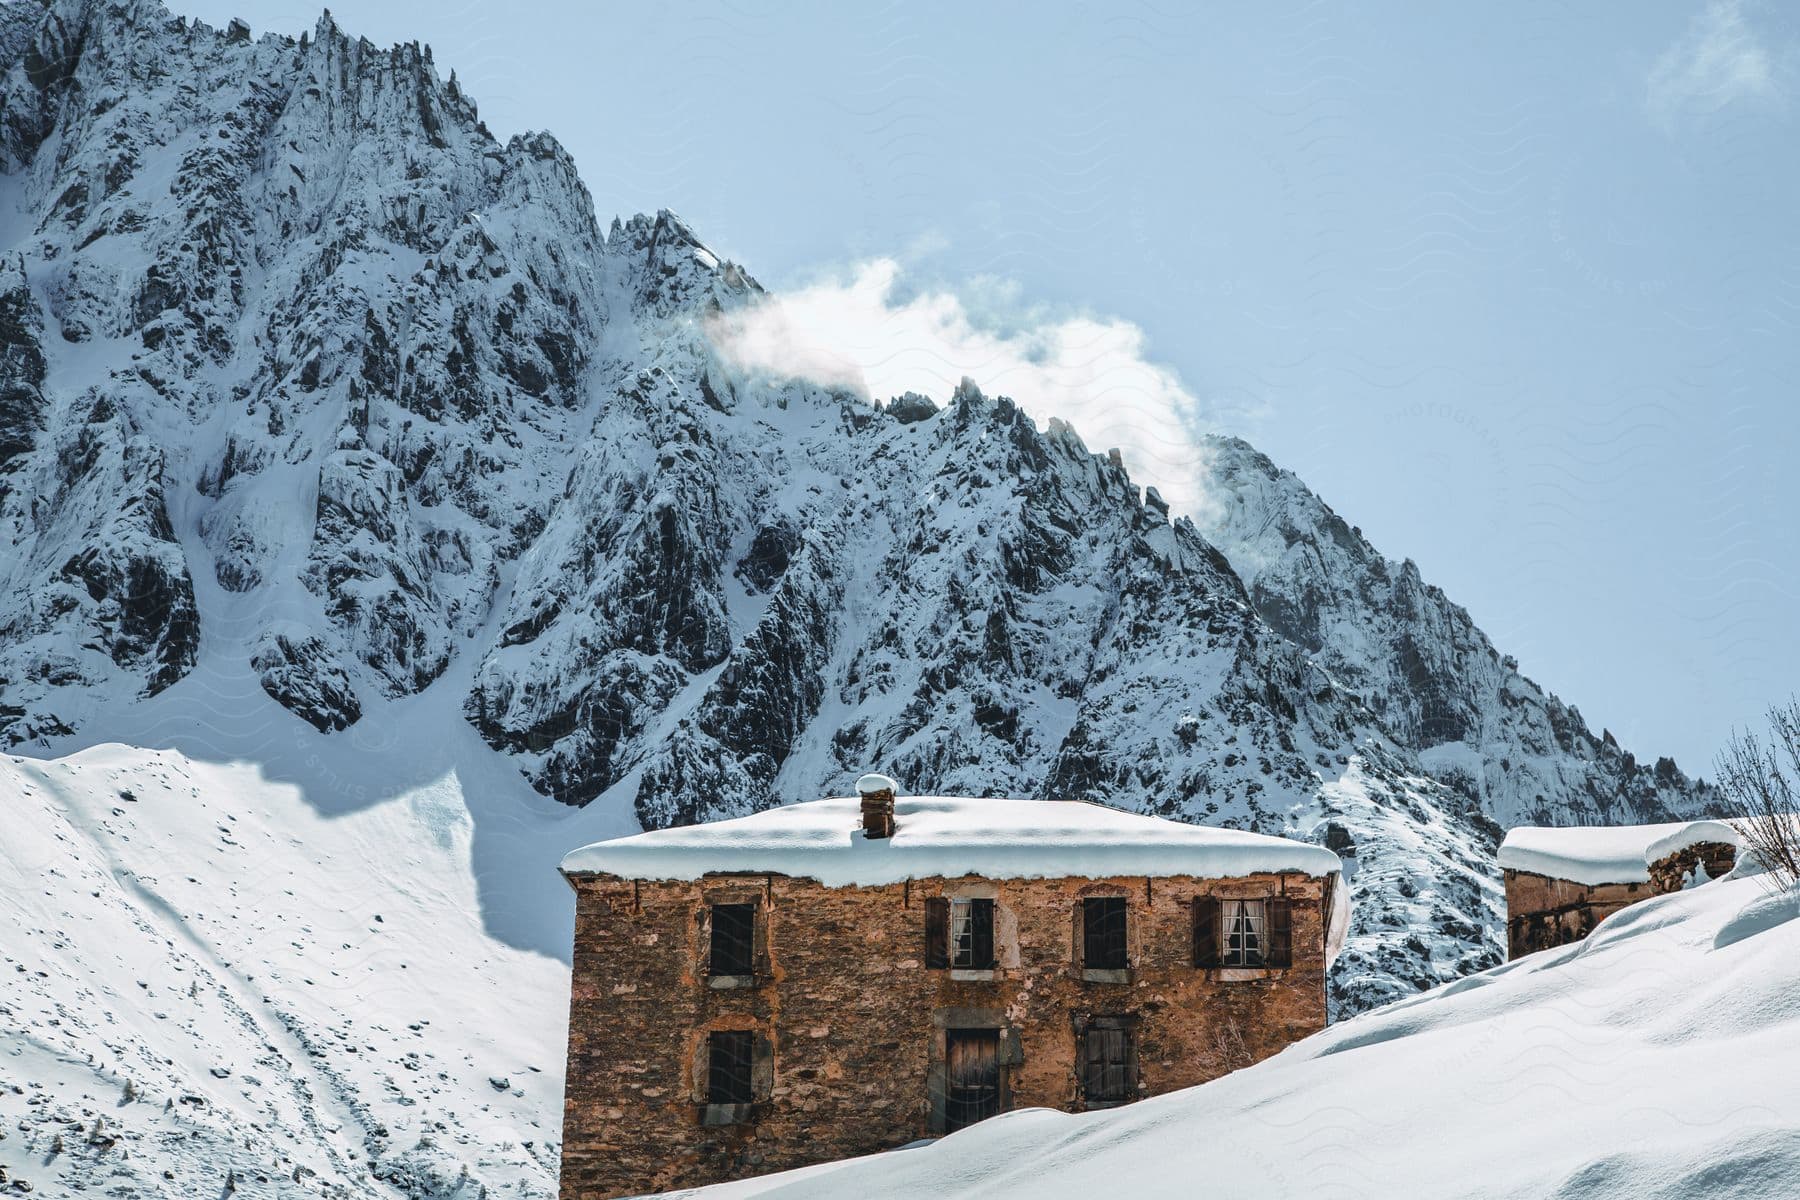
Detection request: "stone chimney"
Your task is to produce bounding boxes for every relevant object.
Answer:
[855,773,898,839]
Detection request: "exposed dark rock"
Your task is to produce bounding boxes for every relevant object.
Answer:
[0,254,46,475]
[252,632,362,733]
[885,391,938,424]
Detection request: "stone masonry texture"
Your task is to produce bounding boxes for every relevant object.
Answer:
[559,870,1334,1198]
[1503,870,1645,959]
[1505,840,1737,960]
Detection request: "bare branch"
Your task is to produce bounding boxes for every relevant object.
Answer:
[1716,697,1800,890]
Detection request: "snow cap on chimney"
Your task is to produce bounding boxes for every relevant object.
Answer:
[856,773,898,839]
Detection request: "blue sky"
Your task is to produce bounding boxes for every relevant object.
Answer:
[191,0,1798,774]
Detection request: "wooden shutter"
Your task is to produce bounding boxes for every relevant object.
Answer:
[1268,896,1293,968]
[970,898,995,969]
[925,897,949,969]
[1193,896,1220,967]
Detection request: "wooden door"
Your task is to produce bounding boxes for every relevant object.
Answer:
[1081,1024,1134,1107]
[945,1029,1001,1132]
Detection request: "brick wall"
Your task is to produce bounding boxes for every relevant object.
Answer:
[560,870,1333,1199]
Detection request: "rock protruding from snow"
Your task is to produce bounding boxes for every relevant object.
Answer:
[250,631,363,733]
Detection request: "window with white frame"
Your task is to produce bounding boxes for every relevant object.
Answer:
[925,896,995,969]
[949,899,982,968]
[1222,898,1267,967]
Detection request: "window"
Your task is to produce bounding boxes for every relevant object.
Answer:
[925,897,995,970]
[1079,1017,1137,1107]
[709,903,756,978]
[944,1029,1002,1131]
[706,1030,755,1106]
[1082,897,1128,971]
[1194,896,1293,968]
[1224,899,1266,966]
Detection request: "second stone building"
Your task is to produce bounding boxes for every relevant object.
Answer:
[557,777,1349,1199]
[1497,819,1740,959]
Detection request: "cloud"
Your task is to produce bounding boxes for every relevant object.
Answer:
[1647,0,1787,126]
[707,257,1237,523]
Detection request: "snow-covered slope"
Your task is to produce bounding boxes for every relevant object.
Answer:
[683,868,1800,1200]
[0,733,621,1199]
[1197,436,1716,827]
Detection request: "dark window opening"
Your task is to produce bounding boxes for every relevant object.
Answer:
[945,1029,1002,1131]
[1083,897,1128,970]
[709,903,756,977]
[706,1030,755,1106]
[1079,1020,1136,1107]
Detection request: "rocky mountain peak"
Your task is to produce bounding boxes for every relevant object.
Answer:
[1196,431,1715,827]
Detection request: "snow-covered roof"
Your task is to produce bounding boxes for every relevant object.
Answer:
[563,796,1342,887]
[1498,820,1740,886]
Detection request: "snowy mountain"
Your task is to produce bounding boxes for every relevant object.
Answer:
[0,1,1719,1194]
[1196,436,1716,829]
[680,859,1800,1200]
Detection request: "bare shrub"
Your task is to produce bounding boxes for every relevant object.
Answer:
[1716,697,1800,890]
[1211,1017,1256,1074]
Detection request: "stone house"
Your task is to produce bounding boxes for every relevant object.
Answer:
[1498,820,1738,959]
[556,776,1348,1199]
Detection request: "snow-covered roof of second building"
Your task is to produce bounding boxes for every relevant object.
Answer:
[1498,820,1740,886]
[560,795,1343,886]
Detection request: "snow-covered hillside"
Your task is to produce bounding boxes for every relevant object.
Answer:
[0,734,622,1198]
[685,867,1800,1200]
